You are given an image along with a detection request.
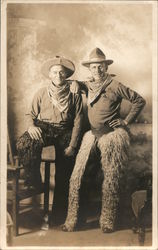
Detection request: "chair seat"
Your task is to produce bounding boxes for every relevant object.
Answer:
[41,146,55,161]
[131,190,147,218]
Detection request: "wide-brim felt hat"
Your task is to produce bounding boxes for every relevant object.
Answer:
[82,48,113,67]
[42,56,75,78]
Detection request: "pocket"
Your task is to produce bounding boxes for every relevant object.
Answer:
[105,90,117,102]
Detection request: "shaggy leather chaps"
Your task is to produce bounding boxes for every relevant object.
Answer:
[64,128,130,232]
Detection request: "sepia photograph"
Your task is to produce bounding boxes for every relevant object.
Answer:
[0,0,158,249]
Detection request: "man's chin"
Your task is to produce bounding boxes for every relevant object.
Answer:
[53,81,65,86]
[94,76,103,80]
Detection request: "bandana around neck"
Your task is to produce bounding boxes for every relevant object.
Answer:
[47,81,71,112]
[87,74,112,105]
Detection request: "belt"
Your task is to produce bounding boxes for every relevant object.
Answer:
[34,119,71,139]
[35,119,72,130]
[91,124,114,139]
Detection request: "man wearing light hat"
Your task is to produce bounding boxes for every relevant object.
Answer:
[63,48,146,233]
[16,56,83,225]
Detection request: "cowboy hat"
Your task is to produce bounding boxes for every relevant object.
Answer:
[42,56,75,78]
[82,48,113,67]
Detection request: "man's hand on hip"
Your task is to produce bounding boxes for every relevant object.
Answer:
[28,126,42,140]
[109,119,127,128]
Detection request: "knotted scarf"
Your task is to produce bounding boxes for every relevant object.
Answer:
[87,74,112,105]
[47,81,71,112]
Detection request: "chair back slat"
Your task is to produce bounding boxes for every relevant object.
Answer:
[7,125,14,166]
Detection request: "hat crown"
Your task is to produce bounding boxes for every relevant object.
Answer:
[82,48,113,67]
[89,48,105,60]
[42,56,75,78]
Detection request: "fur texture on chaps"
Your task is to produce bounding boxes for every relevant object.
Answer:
[64,128,130,232]
[98,128,130,231]
[64,131,95,231]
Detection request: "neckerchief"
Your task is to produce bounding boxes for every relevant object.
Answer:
[87,74,112,105]
[47,81,71,112]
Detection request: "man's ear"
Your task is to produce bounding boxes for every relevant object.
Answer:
[65,69,71,79]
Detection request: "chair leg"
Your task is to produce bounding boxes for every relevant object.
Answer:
[12,196,19,236]
[138,227,145,246]
[7,212,13,246]
[7,225,13,246]
[41,162,50,230]
[12,170,20,236]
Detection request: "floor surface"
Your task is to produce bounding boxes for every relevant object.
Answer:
[10,206,152,248]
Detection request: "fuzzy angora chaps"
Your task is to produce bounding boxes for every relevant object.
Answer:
[64,128,130,232]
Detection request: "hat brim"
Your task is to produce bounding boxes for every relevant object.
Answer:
[42,58,75,78]
[82,59,113,67]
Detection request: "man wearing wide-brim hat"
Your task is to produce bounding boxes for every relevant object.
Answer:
[63,48,146,233]
[16,55,84,226]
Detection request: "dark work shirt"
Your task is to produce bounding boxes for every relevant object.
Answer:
[81,79,146,130]
[26,86,83,148]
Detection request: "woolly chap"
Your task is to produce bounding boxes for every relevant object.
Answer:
[63,128,130,232]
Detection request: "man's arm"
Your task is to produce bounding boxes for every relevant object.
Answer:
[117,82,146,124]
[70,80,88,95]
[69,93,84,149]
[25,91,41,127]
[25,90,42,140]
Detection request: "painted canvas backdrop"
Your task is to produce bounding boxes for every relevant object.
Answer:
[7,3,152,142]
[6,2,152,223]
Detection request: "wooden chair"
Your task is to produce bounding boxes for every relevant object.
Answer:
[7,130,55,236]
[131,171,152,246]
[7,212,13,246]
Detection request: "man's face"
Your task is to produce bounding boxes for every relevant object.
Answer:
[89,62,107,81]
[49,65,67,86]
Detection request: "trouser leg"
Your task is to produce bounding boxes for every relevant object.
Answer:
[51,131,74,224]
[16,131,43,188]
[63,131,95,231]
[52,151,75,224]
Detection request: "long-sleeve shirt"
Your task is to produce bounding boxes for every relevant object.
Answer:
[25,86,83,148]
[79,79,146,130]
